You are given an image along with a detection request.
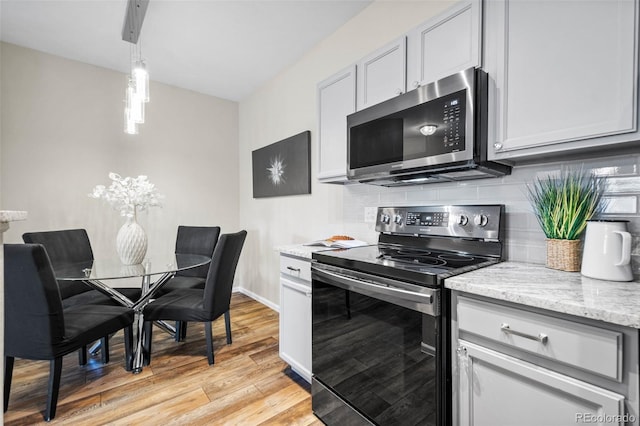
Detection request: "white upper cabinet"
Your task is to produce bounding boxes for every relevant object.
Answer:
[317,65,356,183]
[407,0,482,89]
[486,0,639,161]
[356,37,407,111]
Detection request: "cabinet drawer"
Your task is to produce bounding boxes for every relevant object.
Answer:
[457,340,624,426]
[457,297,622,380]
[280,255,311,282]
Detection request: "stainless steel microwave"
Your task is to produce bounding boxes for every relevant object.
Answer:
[347,67,511,186]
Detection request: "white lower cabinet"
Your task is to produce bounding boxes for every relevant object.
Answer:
[279,255,312,382]
[457,340,624,426]
[453,294,639,426]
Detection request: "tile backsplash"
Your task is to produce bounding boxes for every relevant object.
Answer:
[343,153,640,277]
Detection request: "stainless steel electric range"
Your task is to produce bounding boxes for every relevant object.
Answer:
[311,205,505,426]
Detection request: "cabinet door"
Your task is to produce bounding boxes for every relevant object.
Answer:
[486,0,638,161]
[279,275,312,382]
[317,65,356,183]
[356,37,407,111]
[457,340,624,426]
[407,0,482,89]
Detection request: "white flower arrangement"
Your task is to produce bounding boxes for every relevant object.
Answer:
[89,172,163,218]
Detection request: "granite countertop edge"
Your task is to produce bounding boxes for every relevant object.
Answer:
[0,210,27,223]
[275,244,334,260]
[445,261,640,329]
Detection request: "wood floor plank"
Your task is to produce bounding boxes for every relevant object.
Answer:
[109,388,211,425]
[3,293,318,425]
[257,398,323,426]
[215,382,311,425]
[166,384,267,424]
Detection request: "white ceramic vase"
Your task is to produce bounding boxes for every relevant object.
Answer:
[116,216,148,265]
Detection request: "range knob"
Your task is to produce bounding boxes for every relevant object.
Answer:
[393,214,403,224]
[474,214,489,227]
[381,213,391,224]
[458,215,469,226]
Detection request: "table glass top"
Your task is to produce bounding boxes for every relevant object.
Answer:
[54,254,211,281]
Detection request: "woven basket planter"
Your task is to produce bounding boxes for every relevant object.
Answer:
[546,239,581,272]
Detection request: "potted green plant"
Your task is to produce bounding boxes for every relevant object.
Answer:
[527,169,607,272]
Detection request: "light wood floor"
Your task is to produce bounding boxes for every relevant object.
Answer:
[4,293,322,425]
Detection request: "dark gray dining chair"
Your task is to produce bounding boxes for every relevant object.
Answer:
[22,229,142,308]
[157,225,220,340]
[142,230,247,365]
[22,229,95,300]
[3,244,135,421]
[158,225,220,295]
[22,229,141,364]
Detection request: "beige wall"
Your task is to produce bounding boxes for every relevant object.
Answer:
[1,43,240,274]
[237,1,456,307]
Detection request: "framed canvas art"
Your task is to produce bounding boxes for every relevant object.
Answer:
[252,131,311,198]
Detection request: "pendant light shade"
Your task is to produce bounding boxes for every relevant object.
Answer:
[124,106,138,134]
[122,0,150,134]
[127,79,145,124]
[132,60,149,103]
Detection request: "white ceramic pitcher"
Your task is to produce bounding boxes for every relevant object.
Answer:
[581,220,633,282]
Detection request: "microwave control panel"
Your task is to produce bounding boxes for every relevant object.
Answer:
[442,95,464,150]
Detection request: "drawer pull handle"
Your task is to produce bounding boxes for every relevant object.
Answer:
[500,323,548,344]
[286,266,301,273]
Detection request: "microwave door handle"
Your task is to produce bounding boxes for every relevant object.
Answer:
[313,266,434,306]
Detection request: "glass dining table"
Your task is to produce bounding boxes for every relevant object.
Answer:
[54,254,211,373]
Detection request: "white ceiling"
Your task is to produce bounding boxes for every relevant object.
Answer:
[0,0,371,101]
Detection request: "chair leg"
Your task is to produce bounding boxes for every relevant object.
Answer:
[224,311,232,345]
[124,326,133,371]
[4,356,14,413]
[205,321,214,365]
[45,357,63,421]
[181,321,188,340]
[175,321,188,342]
[174,321,182,341]
[78,346,87,366]
[143,321,153,366]
[101,337,110,364]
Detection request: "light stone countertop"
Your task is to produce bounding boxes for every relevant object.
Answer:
[445,261,640,329]
[0,211,27,223]
[275,244,336,260]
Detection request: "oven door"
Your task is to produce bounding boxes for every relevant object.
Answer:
[311,263,444,426]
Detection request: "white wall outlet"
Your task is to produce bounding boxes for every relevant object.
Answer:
[364,207,377,223]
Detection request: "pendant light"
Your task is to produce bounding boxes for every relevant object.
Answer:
[122,0,150,135]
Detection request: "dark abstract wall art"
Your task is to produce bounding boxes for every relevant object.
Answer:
[252,131,311,198]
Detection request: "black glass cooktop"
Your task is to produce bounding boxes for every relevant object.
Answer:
[312,244,499,287]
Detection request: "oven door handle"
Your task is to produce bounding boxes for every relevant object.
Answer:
[312,265,438,315]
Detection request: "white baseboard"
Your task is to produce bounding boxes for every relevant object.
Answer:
[234,286,280,313]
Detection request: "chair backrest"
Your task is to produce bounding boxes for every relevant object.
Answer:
[175,226,221,278]
[4,244,66,360]
[22,229,94,266]
[22,229,94,299]
[202,230,247,318]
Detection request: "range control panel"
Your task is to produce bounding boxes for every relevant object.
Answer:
[376,205,503,240]
[406,211,449,227]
